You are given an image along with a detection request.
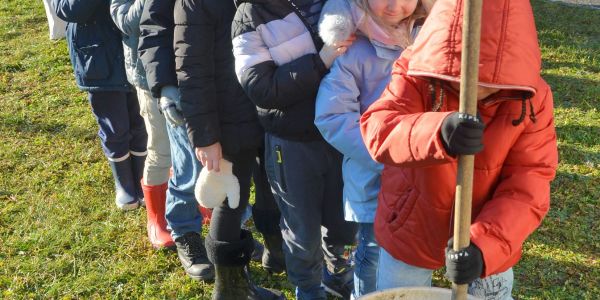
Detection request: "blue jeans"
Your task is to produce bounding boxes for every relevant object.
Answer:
[352,223,379,299]
[377,248,514,300]
[165,123,203,239]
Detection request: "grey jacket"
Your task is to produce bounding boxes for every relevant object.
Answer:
[110,0,148,89]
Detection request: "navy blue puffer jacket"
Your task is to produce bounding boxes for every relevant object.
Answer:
[53,0,131,92]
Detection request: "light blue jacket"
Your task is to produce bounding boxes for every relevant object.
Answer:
[315,36,402,223]
[110,0,148,90]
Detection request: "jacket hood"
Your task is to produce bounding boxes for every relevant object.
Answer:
[319,0,402,47]
[406,0,541,95]
[319,0,433,48]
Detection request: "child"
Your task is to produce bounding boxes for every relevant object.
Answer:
[138,0,212,281]
[110,0,175,249]
[53,0,147,211]
[359,0,558,298]
[315,0,433,298]
[172,0,285,298]
[232,0,358,298]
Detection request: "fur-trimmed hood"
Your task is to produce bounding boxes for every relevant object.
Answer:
[318,0,434,48]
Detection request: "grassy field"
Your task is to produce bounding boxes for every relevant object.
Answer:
[0,0,598,299]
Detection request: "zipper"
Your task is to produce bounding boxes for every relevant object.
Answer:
[275,145,287,192]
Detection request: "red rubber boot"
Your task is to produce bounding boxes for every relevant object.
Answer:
[199,206,212,225]
[143,182,175,249]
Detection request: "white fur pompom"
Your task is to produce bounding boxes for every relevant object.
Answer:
[318,0,356,46]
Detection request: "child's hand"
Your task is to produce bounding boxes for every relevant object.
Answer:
[195,142,223,172]
[444,238,483,284]
[319,34,356,68]
[440,112,485,156]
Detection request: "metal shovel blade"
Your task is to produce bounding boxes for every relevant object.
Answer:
[360,287,482,300]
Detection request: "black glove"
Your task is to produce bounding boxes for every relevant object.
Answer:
[445,238,484,284]
[440,112,485,156]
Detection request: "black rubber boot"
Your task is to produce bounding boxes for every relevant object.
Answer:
[206,230,286,300]
[262,232,286,274]
[252,207,286,274]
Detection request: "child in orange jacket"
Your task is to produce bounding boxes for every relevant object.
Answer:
[360,0,558,298]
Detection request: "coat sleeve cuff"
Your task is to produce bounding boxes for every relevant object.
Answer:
[470,223,510,277]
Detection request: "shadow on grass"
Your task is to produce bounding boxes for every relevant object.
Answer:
[541,73,600,110]
[532,0,600,110]
[558,143,600,166]
[514,250,598,299]
[0,115,95,141]
[556,123,600,148]
[536,171,600,259]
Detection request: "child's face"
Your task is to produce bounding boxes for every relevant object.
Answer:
[368,0,419,27]
[449,82,501,100]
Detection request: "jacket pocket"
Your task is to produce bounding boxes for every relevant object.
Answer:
[381,185,419,233]
[74,43,111,80]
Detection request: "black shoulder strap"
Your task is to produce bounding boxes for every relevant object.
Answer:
[283,0,324,49]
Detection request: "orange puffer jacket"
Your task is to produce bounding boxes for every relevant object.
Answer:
[360,0,558,277]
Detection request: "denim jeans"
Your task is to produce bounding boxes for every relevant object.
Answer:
[352,223,379,299]
[165,123,203,239]
[377,248,514,300]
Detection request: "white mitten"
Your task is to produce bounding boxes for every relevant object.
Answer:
[194,159,240,209]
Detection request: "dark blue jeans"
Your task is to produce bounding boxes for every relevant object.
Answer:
[264,133,357,296]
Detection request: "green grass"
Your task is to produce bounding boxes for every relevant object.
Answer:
[0,0,598,299]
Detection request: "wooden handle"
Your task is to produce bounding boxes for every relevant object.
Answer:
[452,0,483,299]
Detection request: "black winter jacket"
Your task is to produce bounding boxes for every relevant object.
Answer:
[174,0,263,157]
[232,0,329,141]
[138,0,178,98]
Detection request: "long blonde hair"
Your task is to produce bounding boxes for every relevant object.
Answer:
[353,0,435,48]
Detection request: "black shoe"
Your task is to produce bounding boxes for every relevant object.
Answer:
[322,266,353,300]
[262,233,286,274]
[213,264,285,300]
[175,232,215,281]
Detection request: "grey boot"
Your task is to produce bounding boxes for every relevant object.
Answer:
[212,264,286,300]
[108,158,139,210]
[251,207,286,274]
[206,230,285,300]
[262,232,286,274]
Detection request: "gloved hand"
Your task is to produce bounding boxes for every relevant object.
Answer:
[194,158,240,209]
[440,112,485,156]
[445,238,484,285]
[159,85,185,127]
